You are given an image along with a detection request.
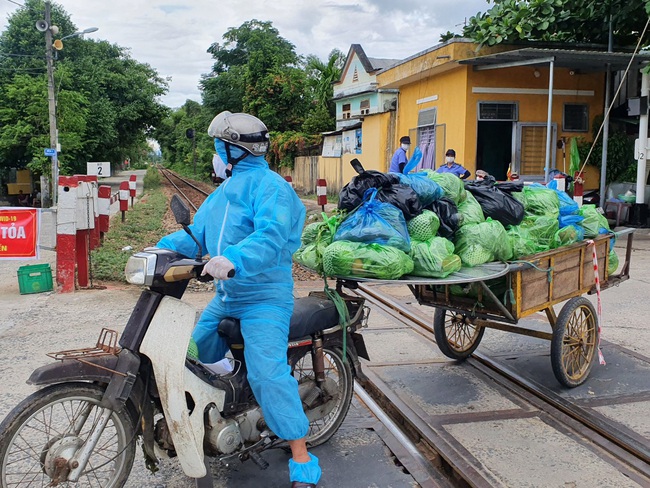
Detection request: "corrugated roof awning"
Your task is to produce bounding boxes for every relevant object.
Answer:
[321,122,362,136]
[459,47,650,72]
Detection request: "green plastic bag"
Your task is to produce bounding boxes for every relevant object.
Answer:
[454,218,513,267]
[553,225,580,248]
[410,237,462,278]
[294,213,342,273]
[507,215,558,259]
[457,191,485,226]
[579,204,610,238]
[424,170,467,204]
[407,210,440,241]
[322,240,414,279]
[608,249,619,275]
[522,185,560,218]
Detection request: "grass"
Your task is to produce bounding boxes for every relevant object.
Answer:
[91,189,169,282]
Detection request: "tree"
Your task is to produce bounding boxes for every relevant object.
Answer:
[0,0,169,178]
[303,49,344,132]
[200,20,310,132]
[462,0,650,48]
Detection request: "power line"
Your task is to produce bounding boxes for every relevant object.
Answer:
[5,0,24,7]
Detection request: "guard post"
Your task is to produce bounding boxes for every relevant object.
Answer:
[98,185,111,242]
[56,176,78,293]
[129,174,137,207]
[119,181,129,222]
[317,179,327,212]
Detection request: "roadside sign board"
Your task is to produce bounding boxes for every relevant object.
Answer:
[87,162,111,178]
[44,148,56,157]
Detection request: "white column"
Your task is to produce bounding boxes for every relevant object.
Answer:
[636,72,649,205]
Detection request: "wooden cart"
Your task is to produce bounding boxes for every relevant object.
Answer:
[406,229,635,387]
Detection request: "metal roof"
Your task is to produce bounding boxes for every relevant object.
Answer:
[459,47,650,72]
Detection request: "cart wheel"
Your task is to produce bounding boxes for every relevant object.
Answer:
[433,308,485,360]
[551,297,599,388]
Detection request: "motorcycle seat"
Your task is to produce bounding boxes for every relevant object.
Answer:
[218,296,339,344]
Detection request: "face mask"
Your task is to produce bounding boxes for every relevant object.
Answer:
[212,152,230,179]
[446,156,454,164]
[401,144,410,151]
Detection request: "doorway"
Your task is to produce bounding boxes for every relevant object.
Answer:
[476,121,512,180]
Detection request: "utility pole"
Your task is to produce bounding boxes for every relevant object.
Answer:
[44,1,58,207]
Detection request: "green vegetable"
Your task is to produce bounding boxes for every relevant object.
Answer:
[457,191,485,226]
[407,210,440,241]
[322,240,413,279]
[424,170,467,203]
[410,237,461,278]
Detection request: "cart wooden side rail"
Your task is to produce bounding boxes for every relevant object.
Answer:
[408,229,635,387]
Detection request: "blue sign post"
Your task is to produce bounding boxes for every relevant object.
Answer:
[44,148,56,157]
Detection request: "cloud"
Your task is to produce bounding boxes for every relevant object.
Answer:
[0,0,487,108]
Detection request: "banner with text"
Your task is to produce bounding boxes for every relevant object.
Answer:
[0,208,40,259]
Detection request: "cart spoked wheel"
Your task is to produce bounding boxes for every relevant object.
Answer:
[551,297,599,388]
[433,308,485,360]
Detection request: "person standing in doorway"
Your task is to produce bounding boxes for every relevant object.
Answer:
[389,136,411,173]
[436,149,471,179]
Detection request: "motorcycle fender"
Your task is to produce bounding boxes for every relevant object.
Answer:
[27,355,118,386]
[351,331,369,361]
[139,296,226,479]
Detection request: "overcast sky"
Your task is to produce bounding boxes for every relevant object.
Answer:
[1,0,488,109]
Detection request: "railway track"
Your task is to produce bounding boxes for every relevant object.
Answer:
[353,283,650,487]
[159,167,211,211]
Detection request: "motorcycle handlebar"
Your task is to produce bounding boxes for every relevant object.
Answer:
[196,264,236,282]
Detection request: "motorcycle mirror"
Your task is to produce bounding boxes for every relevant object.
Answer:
[171,194,191,226]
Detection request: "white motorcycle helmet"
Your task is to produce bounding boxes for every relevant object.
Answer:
[207,111,270,157]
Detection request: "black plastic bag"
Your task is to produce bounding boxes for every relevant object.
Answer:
[377,184,422,220]
[338,159,400,212]
[427,197,460,238]
[465,179,525,227]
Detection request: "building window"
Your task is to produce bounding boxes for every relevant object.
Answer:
[342,103,351,119]
[479,102,518,121]
[360,99,370,115]
[563,104,589,132]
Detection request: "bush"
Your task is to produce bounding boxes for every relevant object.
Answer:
[143,166,161,189]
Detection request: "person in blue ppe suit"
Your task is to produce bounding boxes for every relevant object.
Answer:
[389,135,411,173]
[436,149,471,179]
[157,111,321,488]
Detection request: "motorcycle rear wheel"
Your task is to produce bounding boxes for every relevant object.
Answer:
[290,345,354,447]
[0,382,136,488]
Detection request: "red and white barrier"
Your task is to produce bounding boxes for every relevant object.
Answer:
[98,185,111,240]
[317,179,327,208]
[119,181,129,221]
[56,176,79,293]
[129,174,137,207]
[284,175,293,187]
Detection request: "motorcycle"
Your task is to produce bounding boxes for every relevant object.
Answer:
[0,195,370,487]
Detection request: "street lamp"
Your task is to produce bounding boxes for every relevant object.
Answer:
[41,0,98,206]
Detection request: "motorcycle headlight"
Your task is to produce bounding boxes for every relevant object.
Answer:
[125,252,157,286]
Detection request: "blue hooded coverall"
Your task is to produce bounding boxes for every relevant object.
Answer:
[156,141,310,444]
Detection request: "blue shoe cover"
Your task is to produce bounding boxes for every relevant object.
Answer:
[289,453,321,485]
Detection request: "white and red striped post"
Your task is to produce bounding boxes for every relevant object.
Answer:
[75,180,95,288]
[317,179,327,211]
[98,185,111,242]
[129,174,137,207]
[119,181,129,222]
[56,176,79,293]
[77,175,100,250]
[284,175,293,187]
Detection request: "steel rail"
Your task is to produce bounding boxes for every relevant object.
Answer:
[355,283,650,479]
[158,168,209,212]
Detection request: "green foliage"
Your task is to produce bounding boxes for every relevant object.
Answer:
[0,0,169,178]
[268,131,322,168]
[143,166,161,189]
[91,189,168,282]
[577,127,636,183]
[462,0,650,48]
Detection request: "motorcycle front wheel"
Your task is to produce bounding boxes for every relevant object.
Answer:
[0,382,136,487]
[290,344,354,447]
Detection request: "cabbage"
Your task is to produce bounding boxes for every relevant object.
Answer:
[410,237,462,278]
[322,240,413,279]
[407,210,440,241]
